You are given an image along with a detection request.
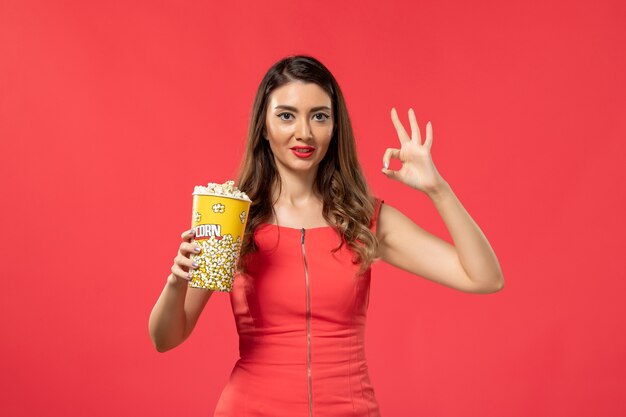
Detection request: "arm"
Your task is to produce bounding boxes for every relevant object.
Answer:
[148,275,213,352]
[376,185,504,294]
[148,230,214,352]
[379,108,504,293]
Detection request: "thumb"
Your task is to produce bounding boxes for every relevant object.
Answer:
[381,167,400,181]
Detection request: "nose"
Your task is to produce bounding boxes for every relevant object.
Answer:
[294,117,313,140]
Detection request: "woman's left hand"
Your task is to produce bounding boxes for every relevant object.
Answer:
[382,107,447,196]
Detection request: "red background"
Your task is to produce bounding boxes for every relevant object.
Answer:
[1,1,625,416]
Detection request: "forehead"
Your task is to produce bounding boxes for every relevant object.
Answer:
[267,81,331,108]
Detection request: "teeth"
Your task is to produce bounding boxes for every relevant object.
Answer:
[295,149,312,153]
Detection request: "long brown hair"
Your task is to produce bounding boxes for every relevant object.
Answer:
[235,55,379,276]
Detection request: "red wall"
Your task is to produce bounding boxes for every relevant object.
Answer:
[1,1,625,416]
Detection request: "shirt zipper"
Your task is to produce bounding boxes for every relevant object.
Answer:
[301,227,313,417]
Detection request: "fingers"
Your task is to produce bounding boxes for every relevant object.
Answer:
[171,247,200,281]
[171,262,192,281]
[381,166,400,181]
[180,241,202,257]
[181,228,195,242]
[424,121,433,149]
[382,148,401,169]
[171,229,201,282]
[408,108,421,145]
[176,250,198,270]
[390,108,410,144]
[392,107,430,148]
[381,147,401,180]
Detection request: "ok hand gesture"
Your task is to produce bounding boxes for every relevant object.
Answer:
[381,108,447,196]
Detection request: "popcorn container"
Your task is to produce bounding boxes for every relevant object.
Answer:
[189,192,251,292]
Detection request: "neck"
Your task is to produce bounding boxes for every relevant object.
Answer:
[272,166,320,206]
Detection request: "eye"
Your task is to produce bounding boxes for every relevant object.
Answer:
[277,112,293,121]
[314,113,330,121]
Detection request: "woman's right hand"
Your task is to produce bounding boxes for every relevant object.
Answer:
[170,228,201,283]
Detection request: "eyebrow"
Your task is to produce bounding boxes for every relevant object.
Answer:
[273,105,332,112]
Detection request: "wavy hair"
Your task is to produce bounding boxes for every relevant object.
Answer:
[235,55,379,276]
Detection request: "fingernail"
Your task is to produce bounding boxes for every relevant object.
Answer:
[194,246,201,253]
[384,162,389,170]
[187,272,193,279]
[189,229,195,235]
[192,262,198,268]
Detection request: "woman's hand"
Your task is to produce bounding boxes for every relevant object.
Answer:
[169,228,201,284]
[381,107,447,196]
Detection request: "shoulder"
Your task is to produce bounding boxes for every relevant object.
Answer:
[368,197,384,230]
[374,200,410,244]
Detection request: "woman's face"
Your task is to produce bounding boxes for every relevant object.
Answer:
[264,81,334,176]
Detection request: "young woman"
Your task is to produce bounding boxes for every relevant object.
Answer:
[149,55,504,416]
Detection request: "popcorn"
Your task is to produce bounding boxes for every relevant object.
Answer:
[189,235,242,292]
[189,180,251,292]
[193,180,251,202]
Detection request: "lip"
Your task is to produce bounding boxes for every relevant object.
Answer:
[290,146,315,159]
